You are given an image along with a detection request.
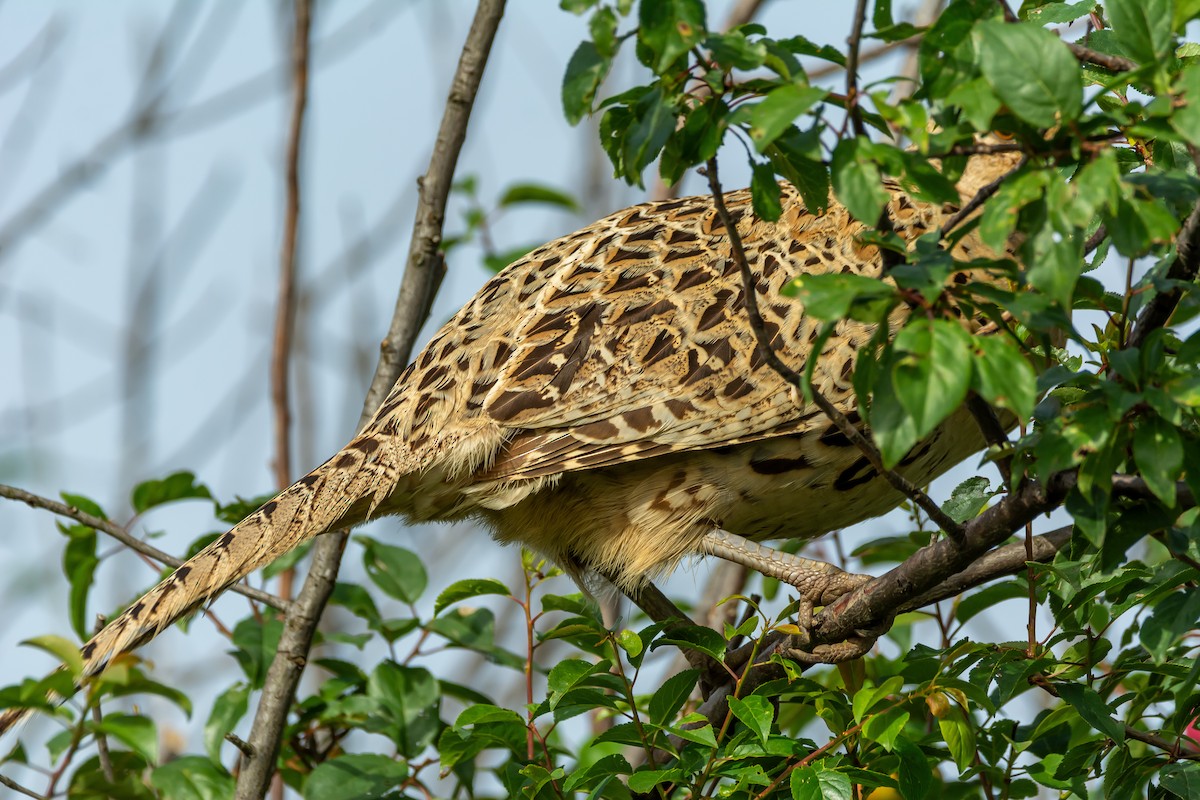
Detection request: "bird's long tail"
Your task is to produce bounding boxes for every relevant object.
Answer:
[0,431,403,737]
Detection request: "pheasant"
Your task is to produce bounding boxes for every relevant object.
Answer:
[0,146,1020,735]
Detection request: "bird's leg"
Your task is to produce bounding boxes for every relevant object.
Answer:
[700,530,870,605]
[699,530,882,664]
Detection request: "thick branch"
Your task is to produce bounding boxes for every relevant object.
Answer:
[812,471,1075,644]
[0,483,285,610]
[235,3,506,797]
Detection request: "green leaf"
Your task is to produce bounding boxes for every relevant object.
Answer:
[624,87,676,186]
[357,535,427,604]
[1173,63,1200,149]
[973,335,1038,420]
[936,705,976,772]
[22,634,83,679]
[562,754,633,793]
[617,628,643,658]
[434,578,511,616]
[957,580,1027,624]
[942,476,993,523]
[832,138,890,223]
[304,754,408,800]
[204,682,249,762]
[1133,416,1184,505]
[862,708,909,752]
[1161,762,1200,799]
[547,659,603,708]
[60,492,107,519]
[728,694,774,744]
[637,0,706,72]
[751,162,784,222]
[786,272,895,321]
[629,768,685,793]
[892,318,974,442]
[497,183,579,211]
[648,668,699,725]
[1055,682,1125,741]
[151,757,235,800]
[367,663,441,757]
[790,763,852,800]
[705,30,768,70]
[1107,0,1174,64]
[131,471,212,514]
[60,523,98,640]
[562,41,611,125]
[1024,1,1097,24]
[975,20,1082,126]
[96,713,158,764]
[590,6,619,57]
[740,84,827,153]
[230,615,283,687]
[1139,590,1200,662]
[766,126,830,214]
[870,345,921,469]
[653,624,727,662]
[895,737,933,800]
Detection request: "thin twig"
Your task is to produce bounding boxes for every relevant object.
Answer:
[270,0,312,605]
[939,155,1026,238]
[0,773,40,799]
[90,616,115,783]
[965,393,1013,487]
[0,483,285,610]
[701,157,966,540]
[234,3,507,797]
[651,0,768,201]
[1066,41,1137,74]
[844,0,870,137]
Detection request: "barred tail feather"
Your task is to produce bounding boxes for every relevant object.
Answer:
[0,432,405,737]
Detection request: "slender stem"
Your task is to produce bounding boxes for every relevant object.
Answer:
[270,0,312,604]
[235,3,507,797]
[90,615,115,784]
[844,0,870,137]
[0,774,40,799]
[0,482,284,609]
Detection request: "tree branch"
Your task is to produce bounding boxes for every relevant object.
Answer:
[1129,193,1200,348]
[270,0,312,604]
[0,483,285,610]
[1066,42,1137,74]
[234,3,507,797]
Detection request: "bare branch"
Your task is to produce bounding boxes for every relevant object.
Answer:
[0,483,285,610]
[896,525,1071,613]
[270,0,313,605]
[236,3,507,797]
[844,0,871,137]
[1066,41,1137,74]
[0,772,40,799]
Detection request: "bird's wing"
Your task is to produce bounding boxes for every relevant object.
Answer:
[404,185,891,482]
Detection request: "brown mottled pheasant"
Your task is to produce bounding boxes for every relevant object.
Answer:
[0,149,1020,735]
